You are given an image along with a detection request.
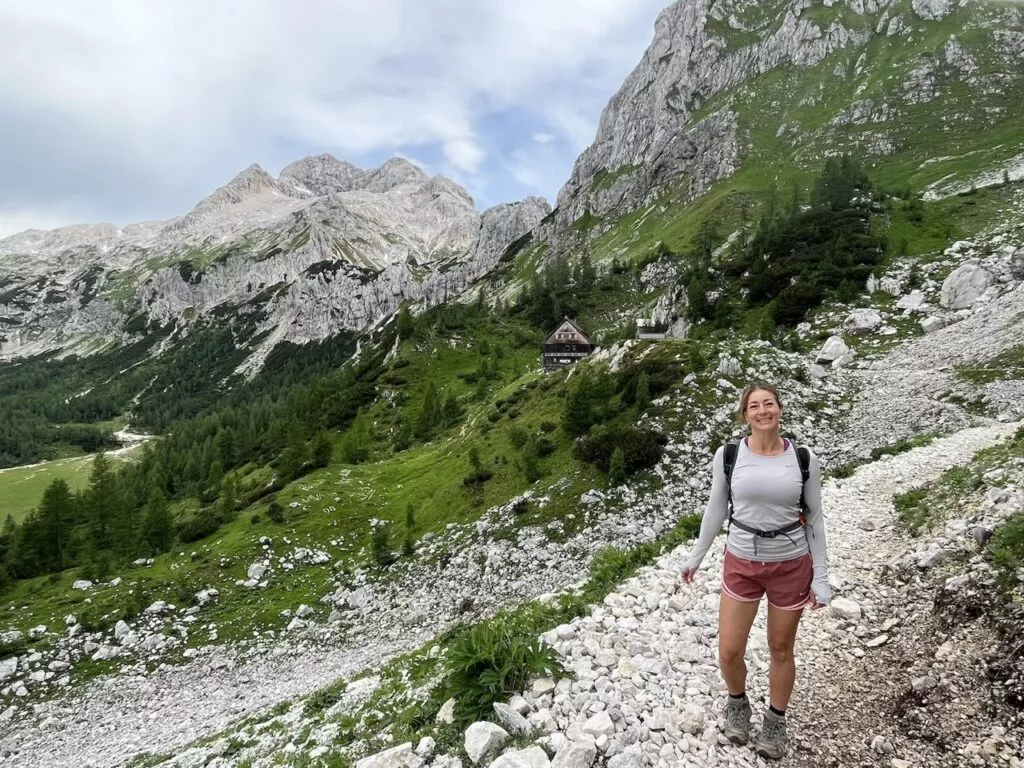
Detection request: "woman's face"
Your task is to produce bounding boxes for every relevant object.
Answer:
[744,389,782,433]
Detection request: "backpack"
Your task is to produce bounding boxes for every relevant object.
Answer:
[722,438,811,543]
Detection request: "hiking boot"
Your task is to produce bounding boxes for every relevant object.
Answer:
[755,708,788,760]
[723,695,752,743]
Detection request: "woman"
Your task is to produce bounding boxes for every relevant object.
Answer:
[681,383,830,761]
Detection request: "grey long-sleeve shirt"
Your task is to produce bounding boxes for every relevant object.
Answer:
[684,439,831,604]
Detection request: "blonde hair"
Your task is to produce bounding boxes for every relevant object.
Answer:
[736,382,784,426]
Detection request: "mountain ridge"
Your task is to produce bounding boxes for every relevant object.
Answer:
[0,154,550,368]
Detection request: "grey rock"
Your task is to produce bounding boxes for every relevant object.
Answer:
[493,702,532,736]
[940,264,996,310]
[843,308,884,334]
[551,740,597,768]
[487,746,550,768]
[464,722,510,764]
[355,743,425,768]
[817,336,852,364]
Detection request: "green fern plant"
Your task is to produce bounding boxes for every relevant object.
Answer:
[440,614,566,726]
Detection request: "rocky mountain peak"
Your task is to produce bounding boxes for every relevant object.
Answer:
[170,162,285,233]
[364,157,428,194]
[277,154,366,198]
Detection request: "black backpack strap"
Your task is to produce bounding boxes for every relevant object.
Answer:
[723,440,739,530]
[795,444,811,518]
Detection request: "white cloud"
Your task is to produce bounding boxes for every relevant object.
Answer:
[532,133,556,145]
[0,0,667,226]
[443,138,487,173]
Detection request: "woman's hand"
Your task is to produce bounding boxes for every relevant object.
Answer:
[681,566,697,584]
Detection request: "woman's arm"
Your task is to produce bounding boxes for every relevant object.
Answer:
[682,445,729,580]
[803,450,831,605]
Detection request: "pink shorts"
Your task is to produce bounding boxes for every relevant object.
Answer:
[722,550,813,611]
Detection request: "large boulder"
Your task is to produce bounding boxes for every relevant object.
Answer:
[940,263,995,309]
[465,722,510,765]
[895,290,926,310]
[815,336,852,364]
[842,308,883,334]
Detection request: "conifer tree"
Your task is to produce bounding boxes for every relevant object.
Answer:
[341,414,371,464]
[218,475,237,519]
[635,371,651,411]
[371,520,395,569]
[396,304,415,338]
[37,478,74,571]
[215,427,237,468]
[279,424,309,479]
[563,377,595,437]
[85,452,116,553]
[143,487,174,554]
[415,383,441,438]
[609,447,626,487]
[312,431,333,468]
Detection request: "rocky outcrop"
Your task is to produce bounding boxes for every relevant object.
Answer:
[541,0,879,251]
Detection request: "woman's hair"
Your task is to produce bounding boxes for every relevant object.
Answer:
[736,382,784,426]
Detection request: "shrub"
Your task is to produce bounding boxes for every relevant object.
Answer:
[507,427,529,450]
[774,282,824,326]
[267,502,285,524]
[894,488,931,535]
[371,521,396,569]
[987,513,1024,584]
[177,510,222,543]
[534,437,556,458]
[439,614,566,726]
[539,420,557,433]
[575,425,667,474]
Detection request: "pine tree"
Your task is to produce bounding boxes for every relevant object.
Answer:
[143,487,175,554]
[207,459,224,490]
[414,383,441,438]
[635,371,651,411]
[37,478,74,571]
[521,439,541,483]
[405,503,416,533]
[312,431,333,468]
[578,251,597,291]
[396,304,415,338]
[218,475,238,519]
[442,391,462,426]
[341,413,371,464]
[215,427,237,468]
[85,452,116,553]
[563,377,594,437]
[279,424,309,479]
[609,447,626,487]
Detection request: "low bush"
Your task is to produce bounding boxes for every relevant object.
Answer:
[177,509,222,543]
[574,424,667,474]
[894,488,931,535]
[303,678,348,718]
[987,512,1024,585]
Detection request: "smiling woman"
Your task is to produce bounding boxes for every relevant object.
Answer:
[680,381,832,760]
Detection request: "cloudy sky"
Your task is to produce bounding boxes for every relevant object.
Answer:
[0,0,668,237]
